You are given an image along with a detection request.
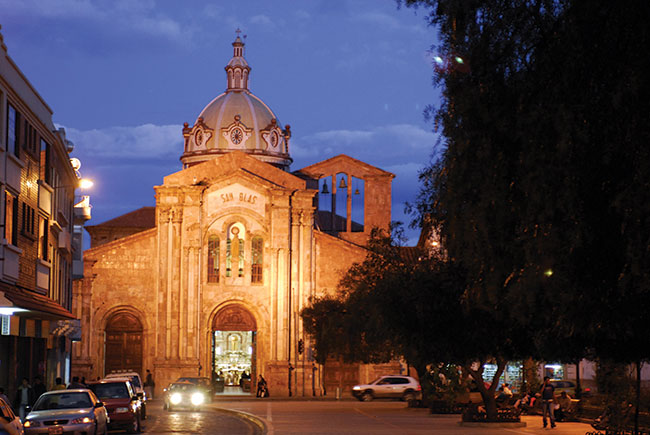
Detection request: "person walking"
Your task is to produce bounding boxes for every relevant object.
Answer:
[144,369,155,399]
[32,376,46,401]
[540,376,557,428]
[256,375,268,398]
[13,377,34,422]
[52,377,66,391]
[67,376,85,389]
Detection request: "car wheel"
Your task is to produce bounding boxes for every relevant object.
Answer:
[361,391,374,402]
[141,403,147,420]
[127,415,140,434]
[403,391,415,402]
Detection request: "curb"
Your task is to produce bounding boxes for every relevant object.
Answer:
[458,421,527,428]
[213,406,269,434]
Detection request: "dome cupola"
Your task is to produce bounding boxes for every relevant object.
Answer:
[181,33,292,170]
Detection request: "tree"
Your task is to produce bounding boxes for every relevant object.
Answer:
[403,0,650,430]
[302,226,534,420]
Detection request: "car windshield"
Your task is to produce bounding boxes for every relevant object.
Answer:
[129,376,141,388]
[33,392,92,410]
[170,383,193,391]
[90,383,129,399]
[368,377,382,385]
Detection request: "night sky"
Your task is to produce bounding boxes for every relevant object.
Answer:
[1,0,441,244]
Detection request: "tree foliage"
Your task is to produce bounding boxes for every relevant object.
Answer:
[403,0,650,361]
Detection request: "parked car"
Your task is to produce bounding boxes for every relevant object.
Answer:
[0,396,23,435]
[105,372,147,418]
[175,377,214,402]
[352,375,422,402]
[163,381,206,411]
[88,378,143,433]
[22,389,108,435]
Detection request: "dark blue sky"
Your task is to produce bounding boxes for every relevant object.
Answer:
[1,0,442,244]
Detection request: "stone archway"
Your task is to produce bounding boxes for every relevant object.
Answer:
[104,311,143,376]
[212,305,257,394]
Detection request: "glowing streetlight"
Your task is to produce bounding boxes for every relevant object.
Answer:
[78,178,94,189]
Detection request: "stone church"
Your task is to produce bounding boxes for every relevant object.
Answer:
[72,36,399,396]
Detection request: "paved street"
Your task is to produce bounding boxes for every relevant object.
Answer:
[135,398,595,435]
[218,400,595,435]
[138,399,260,434]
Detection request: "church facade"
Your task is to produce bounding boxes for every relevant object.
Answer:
[72,37,399,396]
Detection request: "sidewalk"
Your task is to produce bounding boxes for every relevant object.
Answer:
[212,399,595,434]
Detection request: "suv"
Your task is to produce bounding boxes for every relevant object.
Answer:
[352,375,422,402]
[105,372,147,418]
[88,378,143,433]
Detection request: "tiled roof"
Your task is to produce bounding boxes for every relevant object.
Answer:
[86,206,155,229]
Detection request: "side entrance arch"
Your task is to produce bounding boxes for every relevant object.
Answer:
[212,305,256,395]
[104,311,143,376]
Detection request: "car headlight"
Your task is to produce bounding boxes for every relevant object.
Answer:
[71,416,94,424]
[353,386,361,390]
[116,407,130,413]
[191,392,205,406]
[24,420,41,428]
[170,393,182,405]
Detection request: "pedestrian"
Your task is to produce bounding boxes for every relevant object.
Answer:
[32,376,46,401]
[539,376,556,428]
[52,377,66,391]
[67,376,85,389]
[13,377,34,422]
[256,375,268,398]
[144,369,155,399]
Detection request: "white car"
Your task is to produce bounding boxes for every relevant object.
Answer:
[352,375,422,402]
[22,389,108,435]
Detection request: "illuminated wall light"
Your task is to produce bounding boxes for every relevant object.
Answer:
[455,56,464,64]
[544,269,553,277]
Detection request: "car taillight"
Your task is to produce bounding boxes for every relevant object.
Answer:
[584,388,591,392]
[416,385,421,391]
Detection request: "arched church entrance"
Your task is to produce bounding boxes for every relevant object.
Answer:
[212,305,256,395]
[104,311,143,376]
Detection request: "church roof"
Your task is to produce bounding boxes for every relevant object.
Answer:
[180,35,292,170]
[86,206,156,230]
[165,150,308,191]
[296,154,395,179]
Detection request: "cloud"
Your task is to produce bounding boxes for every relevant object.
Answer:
[250,14,274,27]
[292,123,437,168]
[0,0,190,45]
[62,123,183,159]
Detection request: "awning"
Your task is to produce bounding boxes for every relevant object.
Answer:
[0,286,76,320]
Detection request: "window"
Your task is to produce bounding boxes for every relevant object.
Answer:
[207,236,219,283]
[7,104,20,158]
[226,226,245,278]
[251,236,263,283]
[22,119,38,155]
[21,202,35,236]
[4,191,18,245]
[40,139,51,185]
[38,216,49,261]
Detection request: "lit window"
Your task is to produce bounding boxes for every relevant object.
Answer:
[251,237,263,283]
[4,191,17,245]
[207,236,219,283]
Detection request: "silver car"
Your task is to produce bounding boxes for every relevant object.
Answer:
[23,389,108,435]
[352,375,422,402]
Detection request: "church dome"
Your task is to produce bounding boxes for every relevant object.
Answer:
[181,36,292,170]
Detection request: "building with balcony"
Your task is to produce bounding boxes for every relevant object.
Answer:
[0,26,87,397]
